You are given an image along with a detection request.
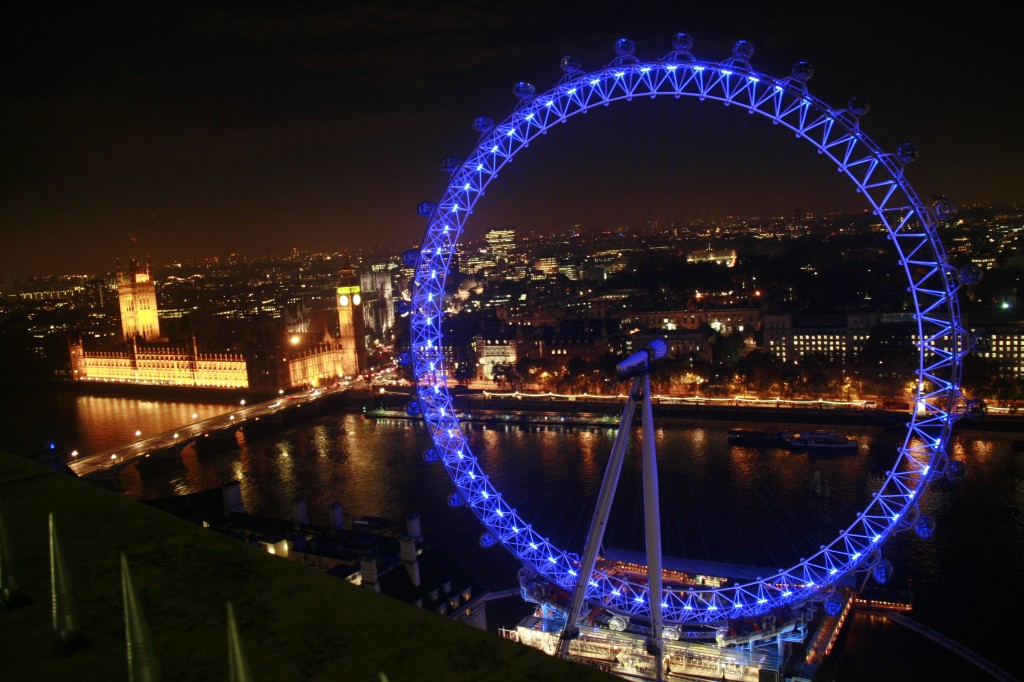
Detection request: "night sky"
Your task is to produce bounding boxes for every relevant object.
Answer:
[4,3,1021,277]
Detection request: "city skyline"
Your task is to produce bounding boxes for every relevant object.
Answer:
[4,4,1021,277]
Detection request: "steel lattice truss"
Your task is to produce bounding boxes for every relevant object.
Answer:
[407,40,968,626]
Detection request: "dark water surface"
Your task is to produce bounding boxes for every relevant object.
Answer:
[4,389,1021,681]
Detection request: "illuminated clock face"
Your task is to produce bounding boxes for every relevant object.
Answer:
[352,293,361,306]
[339,294,349,307]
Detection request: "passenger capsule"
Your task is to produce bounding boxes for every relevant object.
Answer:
[934,198,958,221]
[479,532,497,548]
[405,401,422,417]
[608,615,629,631]
[946,459,967,483]
[614,38,635,56]
[396,349,411,366]
[872,558,894,585]
[560,55,583,73]
[896,141,919,164]
[422,448,439,463]
[914,514,936,539]
[671,33,694,52]
[823,592,843,617]
[472,116,494,133]
[416,201,436,218]
[732,40,754,60]
[440,156,461,173]
[448,492,464,507]
[791,61,814,82]
[402,249,420,267]
[847,96,870,116]
[959,264,983,286]
[513,81,536,100]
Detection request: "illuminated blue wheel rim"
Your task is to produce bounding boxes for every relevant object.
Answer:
[409,39,969,626]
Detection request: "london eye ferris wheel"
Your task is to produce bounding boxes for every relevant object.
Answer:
[402,34,974,634]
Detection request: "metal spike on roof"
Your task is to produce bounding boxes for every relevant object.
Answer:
[49,513,82,651]
[226,602,254,682]
[121,552,160,681]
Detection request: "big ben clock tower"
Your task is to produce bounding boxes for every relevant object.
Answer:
[337,267,367,377]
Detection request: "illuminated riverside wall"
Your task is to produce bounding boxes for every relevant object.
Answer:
[69,338,352,393]
[69,338,248,389]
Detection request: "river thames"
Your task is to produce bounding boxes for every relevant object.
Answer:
[3,387,1021,681]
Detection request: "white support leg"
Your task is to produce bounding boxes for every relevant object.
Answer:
[641,374,664,682]
[557,375,642,659]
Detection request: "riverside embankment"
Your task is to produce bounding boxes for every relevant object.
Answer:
[359,389,1024,434]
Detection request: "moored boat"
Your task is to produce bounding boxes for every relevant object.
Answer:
[785,430,858,454]
[726,428,791,447]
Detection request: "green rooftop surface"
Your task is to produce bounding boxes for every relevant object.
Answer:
[0,451,613,681]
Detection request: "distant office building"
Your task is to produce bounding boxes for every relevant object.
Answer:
[624,308,760,334]
[485,228,516,264]
[532,257,559,278]
[762,311,876,363]
[525,326,608,364]
[465,249,494,274]
[612,330,713,364]
[967,315,1024,378]
[473,335,517,381]
[686,248,737,267]
[557,264,580,281]
[463,229,516,275]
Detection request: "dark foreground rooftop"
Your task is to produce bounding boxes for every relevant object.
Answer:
[0,451,612,682]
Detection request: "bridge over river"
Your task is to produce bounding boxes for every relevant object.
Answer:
[66,384,355,479]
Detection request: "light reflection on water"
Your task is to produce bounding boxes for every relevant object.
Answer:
[114,414,907,578]
[136,413,1018,674]
[0,390,241,459]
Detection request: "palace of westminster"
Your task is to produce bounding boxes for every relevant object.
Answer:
[62,257,370,395]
